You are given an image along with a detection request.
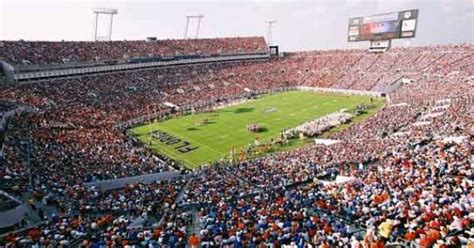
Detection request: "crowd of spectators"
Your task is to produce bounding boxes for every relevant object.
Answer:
[331,104,420,140]
[180,165,255,205]
[188,134,472,246]
[0,37,268,66]
[0,41,472,247]
[3,178,189,247]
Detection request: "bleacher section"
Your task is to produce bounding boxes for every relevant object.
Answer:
[0,40,472,247]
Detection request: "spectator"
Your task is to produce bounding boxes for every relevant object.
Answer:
[188,233,200,248]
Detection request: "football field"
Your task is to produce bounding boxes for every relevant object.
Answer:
[130,91,383,168]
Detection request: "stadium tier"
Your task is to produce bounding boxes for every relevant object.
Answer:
[0,36,473,247]
[0,37,268,66]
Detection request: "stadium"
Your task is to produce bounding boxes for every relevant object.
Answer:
[0,1,473,247]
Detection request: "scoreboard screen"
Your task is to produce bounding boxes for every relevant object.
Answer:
[348,9,419,42]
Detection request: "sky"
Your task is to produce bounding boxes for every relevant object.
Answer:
[0,0,473,51]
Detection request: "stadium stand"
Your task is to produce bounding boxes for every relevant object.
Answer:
[0,37,268,66]
[0,37,472,247]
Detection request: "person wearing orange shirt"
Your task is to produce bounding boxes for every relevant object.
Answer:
[188,233,200,248]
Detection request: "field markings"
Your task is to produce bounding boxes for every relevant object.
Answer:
[143,124,227,165]
[147,129,223,167]
[131,91,382,167]
[134,132,199,167]
[157,127,225,156]
[150,139,198,167]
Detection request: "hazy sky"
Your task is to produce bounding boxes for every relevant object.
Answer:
[1,0,473,51]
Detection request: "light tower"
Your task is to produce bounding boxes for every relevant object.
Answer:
[184,14,205,39]
[93,8,118,41]
[266,20,276,46]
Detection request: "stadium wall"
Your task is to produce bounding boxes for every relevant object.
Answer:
[296,86,384,97]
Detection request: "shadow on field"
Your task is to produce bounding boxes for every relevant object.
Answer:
[187,127,199,131]
[234,107,254,114]
[259,127,269,133]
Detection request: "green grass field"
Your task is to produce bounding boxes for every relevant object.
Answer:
[130,91,384,168]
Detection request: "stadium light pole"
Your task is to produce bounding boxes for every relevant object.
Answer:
[109,13,115,40]
[184,16,191,39]
[266,20,276,46]
[195,15,204,39]
[184,14,204,39]
[93,12,99,41]
[93,8,118,41]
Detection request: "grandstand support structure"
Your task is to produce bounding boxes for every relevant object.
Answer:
[0,61,15,83]
[184,14,204,39]
[12,53,270,82]
[93,8,118,41]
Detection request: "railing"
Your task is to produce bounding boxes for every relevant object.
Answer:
[297,85,384,97]
[14,60,108,73]
[14,53,270,82]
[12,50,270,72]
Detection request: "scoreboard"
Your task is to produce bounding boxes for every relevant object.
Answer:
[348,9,419,42]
